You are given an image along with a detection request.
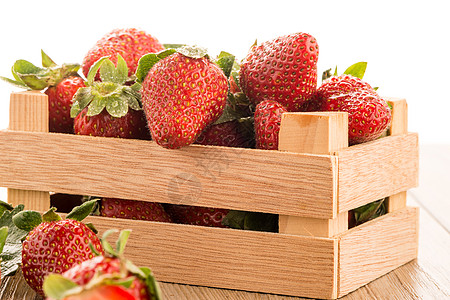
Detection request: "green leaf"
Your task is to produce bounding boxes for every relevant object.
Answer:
[135,49,177,83]
[41,50,57,68]
[43,274,81,300]
[12,210,42,232]
[116,229,131,255]
[101,229,119,257]
[177,45,209,59]
[105,95,129,118]
[99,59,117,83]
[343,62,367,79]
[0,226,8,253]
[215,51,235,78]
[139,266,162,300]
[17,74,49,90]
[115,55,128,85]
[12,59,44,75]
[333,66,338,76]
[42,207,62,223]
[163,44,185,49]
[123,87,142,110]
[0,204,28,276]
[66,199,98,222]
[87,56,110,85]
[0,76,29,89]
[85,223,98,235]
[222,211,278,232]
[354,198,386,225]
[70,87,94,118]
[0,200,14,217]
[87,95,107,116]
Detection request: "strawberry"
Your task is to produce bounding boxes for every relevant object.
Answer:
[82,28,164,79]
[71,55,150,139]
[12,200,103,296]
[195,119,254,148]
[315,74,391,145]
[43,230,161,300]
[254,99,288,150]
[100,198,172,223]
[137,46,228,149]
[322,91,391,145]
[0,50,85,133]
[164,204,229,228]
[239,33,319,112]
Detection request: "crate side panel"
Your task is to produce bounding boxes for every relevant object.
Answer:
[338,207,419,297]
[0,130,336,218]
[85,216,338,299]
[337,133,419,212]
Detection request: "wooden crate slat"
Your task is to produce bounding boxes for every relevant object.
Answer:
[85,215,339,299]
[0,130,337,218]
[337,133,419,212]
[337,206,419,297]
[7,91,50,209]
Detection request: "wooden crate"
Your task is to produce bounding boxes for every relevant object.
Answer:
[0,91,419,299]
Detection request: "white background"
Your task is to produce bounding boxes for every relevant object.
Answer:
[0,0,449,201]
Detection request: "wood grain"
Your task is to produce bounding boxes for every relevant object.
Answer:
[85,215,339,299]
[338,206,419,297]
[0,130,338,219]
[278,112,348,236]
[337,133,419,212]
[7,91,50,210]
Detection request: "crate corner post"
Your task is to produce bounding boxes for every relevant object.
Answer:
[7,91,50,211]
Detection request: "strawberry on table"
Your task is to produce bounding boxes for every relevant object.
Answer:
[82,28,164,80]
[239,33,319,112]
[0,50,85,133]
[71,55,150,139]
[43,230,161,300]
[137,46,228,149]
[254,99,288,150]
[100,198,172,223]
[12,200,103,296]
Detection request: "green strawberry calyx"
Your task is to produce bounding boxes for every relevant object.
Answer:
[12,199,98,233]
[135,45,214,84]
[43,229,161,300]
[70,55,142,119]
[0,50,80,90]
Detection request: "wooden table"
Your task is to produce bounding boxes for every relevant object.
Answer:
[1,145,449,299]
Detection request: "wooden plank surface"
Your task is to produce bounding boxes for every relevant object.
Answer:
[337,133,419,212]
[85,216,338,299]
[0,129,337,219]
[338,207,419,297]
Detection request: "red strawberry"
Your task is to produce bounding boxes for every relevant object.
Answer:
[50,284,137,300]
[82,28,164,79]
[239,33,319,112]
[322,91,391,145]
[45,76,86,133]
[100,198,172,223]
[254,99,288,150]
[164,204,229,228]
[315,74,377,103]
[74,107,150,139]
[13,200,103,296]
[71,55,151,140]
[195,119,254,148]
[43,230,161,300]
[1,51,85,133]
[138,46,228,149]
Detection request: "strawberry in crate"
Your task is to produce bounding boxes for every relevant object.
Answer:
[0,50,85,133]
[43,229,161,300]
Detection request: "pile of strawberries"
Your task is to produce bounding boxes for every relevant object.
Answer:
[0,28,393,298]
